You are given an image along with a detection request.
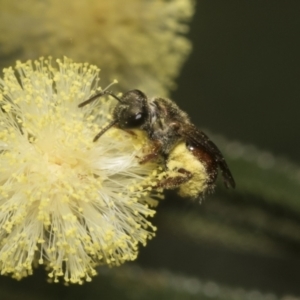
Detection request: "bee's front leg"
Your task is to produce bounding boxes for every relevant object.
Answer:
[139,140,162,164]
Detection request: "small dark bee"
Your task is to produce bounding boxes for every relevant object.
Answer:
[78,89,235,198]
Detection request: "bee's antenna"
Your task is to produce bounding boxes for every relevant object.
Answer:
[78,90,123,108]
[78,80,122,107]
[93,119,118,142]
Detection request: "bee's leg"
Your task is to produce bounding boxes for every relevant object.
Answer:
[157,168,192,189]
[139,140,162,164]
[124,129,137,137]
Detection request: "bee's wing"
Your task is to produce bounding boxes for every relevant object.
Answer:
[179,125,236,189]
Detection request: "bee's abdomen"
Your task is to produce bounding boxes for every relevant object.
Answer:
[186,141,218,186]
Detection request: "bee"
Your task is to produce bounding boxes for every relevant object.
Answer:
[78,89,235,198]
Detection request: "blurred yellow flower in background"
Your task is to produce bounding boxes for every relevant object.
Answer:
[0,0,195,96]
[0,57,164,284]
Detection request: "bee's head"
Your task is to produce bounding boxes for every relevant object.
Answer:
[114,89,149,129]
[78,89,149,142]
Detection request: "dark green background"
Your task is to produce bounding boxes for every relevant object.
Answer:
[174,0,300,163]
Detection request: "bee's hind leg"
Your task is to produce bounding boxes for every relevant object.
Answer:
[157,168,192,189]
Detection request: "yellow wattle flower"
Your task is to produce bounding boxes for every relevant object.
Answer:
[0,0,195,96]
[0,57,163,284]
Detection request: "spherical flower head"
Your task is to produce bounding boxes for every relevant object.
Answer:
[0,57,164,284]
[0,0,195,96]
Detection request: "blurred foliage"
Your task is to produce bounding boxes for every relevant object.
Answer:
[0,264,298,300]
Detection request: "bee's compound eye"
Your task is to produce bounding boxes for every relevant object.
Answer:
[127,111,146,127]
[119,109,147,128]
